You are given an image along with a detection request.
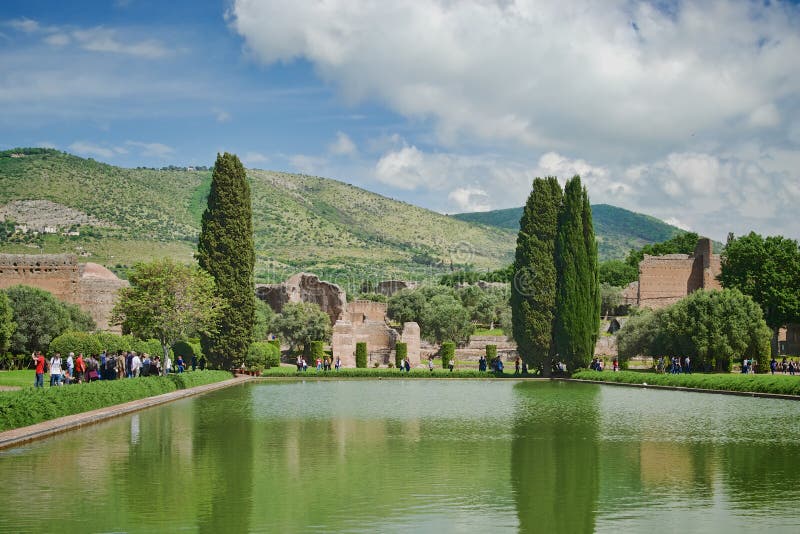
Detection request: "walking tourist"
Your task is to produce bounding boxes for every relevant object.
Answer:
[335,357,341,371]
[49,352,63,386]
[131,352,142,377]
[404,358,410,372]
[32,351,46,388]
[448,357,455,372]
[74,353,85,383]
[428,357,434,372]
[478,355,486,372]
[67,352,74,378]
[515,357,521,375]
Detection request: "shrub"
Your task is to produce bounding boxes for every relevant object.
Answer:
[132,339,168,359]
[172,340,203,363]
[247,342,281,371]
[94,332,133,354]
[355,342,367,368]
[395,342,407,368]
[441,342,455,369]
[49,331,103,358]
[310,341,324,363]
[486,344,497,359]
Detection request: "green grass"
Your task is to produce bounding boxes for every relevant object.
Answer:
[0,370,231,431]
[0,370,34,388]
[572,370,800,396]
[473,328,505,336]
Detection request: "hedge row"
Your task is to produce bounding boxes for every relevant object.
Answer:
[258,367,512,379]
[571,370,800,396]
[0,370,231,431]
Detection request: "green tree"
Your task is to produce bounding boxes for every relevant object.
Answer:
[253,299,275,341]
[420,294,473,345]
[719,232,800,356]
[4,285,85,354]
[355,342,367,368]
[554,176,599,370]
[599,260,638,287]
[111,259,224,373]
[626,231,700,268]
[511,176,562,375]
[600,283,623,316]
[0,291,15,354]
[196,152,256,369]
[387,289,427,324]
[269,302,331,355]
[65,303,96,332]
[472,289,510,329]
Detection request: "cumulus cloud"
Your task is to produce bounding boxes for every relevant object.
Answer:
[328,131,357,156]
[68,141,117,159]
[72,27,169,58]
[215,109,232,123]
[243,151,268,166]
[125,141,174,159]
[448,187,490,212]
[8,18,39,33]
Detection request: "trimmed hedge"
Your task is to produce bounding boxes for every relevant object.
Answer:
[486,344,497,359]
[172,340,203,363]
[441,342,455,369]
[0,370,231,431]
[310,341,324,363]
[49,331,103,358]
[247,342,281,371]
[572,370,800,396]
[355,342,367,368]
[395,342,407,368]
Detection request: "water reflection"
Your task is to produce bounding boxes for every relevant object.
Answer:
[512,382,600,534]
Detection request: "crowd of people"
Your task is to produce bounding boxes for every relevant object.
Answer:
[295,355,342,372]
[30,349,196,388]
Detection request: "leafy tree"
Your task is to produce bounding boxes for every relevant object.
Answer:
[4,285,86,354]
[111,259,224,373]
[269,302,331,355]
[554,176,599,370]
[0,291,15,354]
[599,260,638,287]
[719,232,800,356]
[65,303,96,332]
[355,342,367,368]
[511,177,562,375]
[197,152,256,369]
[458,285,483,309]
[600,283,623,316]
[420,294,473,345]
[626,231,700,268]
[253,299,275,341]
[472,289,510,329]
[387,289,427,324]
[616,309,666,363]
[440,341,455,369]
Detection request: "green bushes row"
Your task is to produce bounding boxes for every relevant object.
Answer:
[441,342,455,369]
[0,370,231,431]
[258,367,512,379]
[48,331,176,359]
[356,342,367,368]
[395,342,407,368]
[245,342,281,371]
[572,370,800,396]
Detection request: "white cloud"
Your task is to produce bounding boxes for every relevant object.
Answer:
[8,18,39,33]
[664,217,692,231]
[328,131,357,156]
[448,187,490,212]
[44,33,71,47]
[243,151,268,166]
[72,27,169,58]
[215,110,232,123]
[290,154,326,174]
[230,0,800,156]
[125,141,174,159]
[68,141,116,159]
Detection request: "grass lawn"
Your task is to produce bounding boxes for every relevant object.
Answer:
[473,328,505,336]
[572,370,800,396]
[0,370,34,388]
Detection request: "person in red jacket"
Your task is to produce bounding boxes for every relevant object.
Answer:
[32,351,46,388]
[74,353,86,383]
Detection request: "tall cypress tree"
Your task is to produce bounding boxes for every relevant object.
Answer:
[554,175,597,370]
[511,177,562,375]
[197,152,255,369]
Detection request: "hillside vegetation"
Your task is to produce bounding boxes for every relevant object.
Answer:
[0,149,514,290]
[452,203,685,260]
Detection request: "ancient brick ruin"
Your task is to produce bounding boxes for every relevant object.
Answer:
[257,274,421,366]
[636,237,721,309]
[0,254,128,332]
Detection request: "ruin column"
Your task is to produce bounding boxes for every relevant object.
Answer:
[332,320,356,367]
[401,322,421,367]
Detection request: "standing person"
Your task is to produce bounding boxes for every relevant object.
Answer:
[515,357,521,375]
[131,352,142,377]
[323,356,330,371]
[316,357,322,371]
[126,351,134,378]
[32,351,46,388]
[49,353,63,386]
[448,357,455,373]
[684,356,691,374]
[428,357,434,372]
[176,355,185,373]
[296,355,303,372]
[770,357,777,374]
[302,358,308,372]
[191,354,197,371]
[74,353,85,383]
[404,358,410,372]
[66,352,75,379]
[478,355,486,372]
[335,357,341,371]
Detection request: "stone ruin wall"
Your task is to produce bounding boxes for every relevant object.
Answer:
[255,272,347,325]
[637,237,721,309]
[0,253,127,332]
[347,300,389,324]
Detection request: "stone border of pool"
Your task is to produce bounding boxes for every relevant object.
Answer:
[559,377,800,401]
[0,376,252,451]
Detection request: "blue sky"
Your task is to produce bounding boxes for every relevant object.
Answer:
[2,0,799,240]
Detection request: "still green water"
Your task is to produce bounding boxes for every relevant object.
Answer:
[1,380,799,533]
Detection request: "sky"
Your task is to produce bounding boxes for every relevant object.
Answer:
[1,0,799,241]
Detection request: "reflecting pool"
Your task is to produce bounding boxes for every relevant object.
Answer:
[1,380,799,532]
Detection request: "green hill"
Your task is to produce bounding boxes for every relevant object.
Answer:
[452,204,685,260]
[0,148,515,290]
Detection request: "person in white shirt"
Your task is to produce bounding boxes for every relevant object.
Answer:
[66,352,74,377]
[131,352,142,377]
[49,353,63,386]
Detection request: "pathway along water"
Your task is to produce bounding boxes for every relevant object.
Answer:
[1,379,799,532]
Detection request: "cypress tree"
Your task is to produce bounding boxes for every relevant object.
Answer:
[554,175,597,370]
[511,177,562,375]
[197,152,256,369]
